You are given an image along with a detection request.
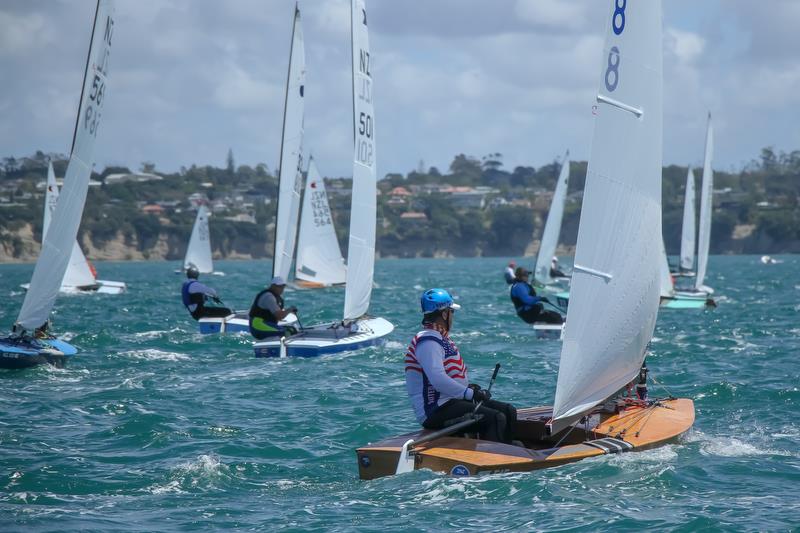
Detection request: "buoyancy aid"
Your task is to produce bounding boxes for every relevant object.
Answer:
[510,281,537,313]
[181,280,205,309]
[249,288,284,324]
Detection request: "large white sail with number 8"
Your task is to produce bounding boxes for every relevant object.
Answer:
[551,0,663,432]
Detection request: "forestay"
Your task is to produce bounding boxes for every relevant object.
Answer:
[679,167,696,271]
[295,157,346,285]
[184,205,214,273]
[17,0,115,330]
[534,149,570,285]
[694,114,713,290]
[44,163,96,289]
[552,0,663,432]
[272,5,305,281]
[343,0,377,320]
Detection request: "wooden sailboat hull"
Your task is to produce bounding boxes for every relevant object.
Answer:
[356,399,694,480]
[253,316,393,357]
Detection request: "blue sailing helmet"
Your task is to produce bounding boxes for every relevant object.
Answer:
[420,288,461,314]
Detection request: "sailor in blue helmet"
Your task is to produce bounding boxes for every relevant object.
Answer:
[510,267,564,325]
[404,288,517,444]
[181,265,232,320]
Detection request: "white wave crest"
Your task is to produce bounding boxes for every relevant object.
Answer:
[119,349,189,362]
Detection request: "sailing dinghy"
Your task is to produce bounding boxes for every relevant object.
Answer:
[660,237,713,309]
[181,204,220,275]
[534,150,572,289]
[199,5,307,335]
[0,0,115,368]
[673,114,715,305]
[356,0,693,478]
[253,0,393,357]
[294,157,347,288]
[22,162,126,295]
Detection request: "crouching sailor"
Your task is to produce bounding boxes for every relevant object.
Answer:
[405,288,517,444]
[510,267,564,325]
[182,266,232,320]
[248,276,298,340]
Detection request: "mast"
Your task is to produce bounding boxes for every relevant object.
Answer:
[343,0,377,320]
[551,0,663,433]
[16,0,115,331]
[271,3,305,280]
[694,113,713,291]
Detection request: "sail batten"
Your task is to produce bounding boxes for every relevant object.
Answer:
[679,167,696,271]
[343,0,377,320]
[295,158,346,285]
[272,5,305,282]
[552,0,663,433]
[16,0,115,330]
[184,205,213,273]
[695,114,713,290]
[534,150,570,286]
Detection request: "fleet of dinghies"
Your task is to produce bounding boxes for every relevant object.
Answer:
[0,0,115,369]
[357,0,695,478]
[5,0,716,481]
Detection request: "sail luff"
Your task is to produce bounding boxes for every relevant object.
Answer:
[184,205,214,273]
[16,0,115,330]
[694,114,713,290]
[272,4,305,281]
[551,0,663,432]
[295,157,346,284]
[534,150,570,286]
[343,0,377,320]
[679,167,696,271]
[659,237,674,298]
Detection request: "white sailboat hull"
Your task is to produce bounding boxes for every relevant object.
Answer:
[253,316,393,358]
[533,323,565,340]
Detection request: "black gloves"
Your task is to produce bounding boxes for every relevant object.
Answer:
[472,388,492,403]
[211,296,223,305]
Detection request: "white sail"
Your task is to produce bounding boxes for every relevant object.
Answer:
[17,0,114,330]
[184,205,214,273]
[552,0,663,431]
[343,0,377,320]
[272,5,305,282]
[694,114,713,290]
[679,167,696,271]
[43,163,97,289]
[659,238,674,298]
[534,150,570,285]
[295,158,346,285]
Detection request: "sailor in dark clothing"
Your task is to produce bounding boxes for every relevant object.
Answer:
[248,276,298,340]
[510,267,564,325]
[181,266,232,320]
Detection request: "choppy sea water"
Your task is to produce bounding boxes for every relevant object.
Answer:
[0,256,798,531]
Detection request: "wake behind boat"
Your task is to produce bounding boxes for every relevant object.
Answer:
[1,0,115,369]
[254,0,393,357]
[357,0,692,478]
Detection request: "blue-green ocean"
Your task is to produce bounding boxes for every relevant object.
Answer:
[0,256,798,531]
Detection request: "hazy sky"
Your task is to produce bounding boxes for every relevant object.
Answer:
[1,0,798,178]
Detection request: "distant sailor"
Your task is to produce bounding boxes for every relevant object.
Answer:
[504,261,516,284]
[550,256,567,278]
[510,267,564,325]
[248,276,298,340]
[181,266,232,320]
[405,288,517,444]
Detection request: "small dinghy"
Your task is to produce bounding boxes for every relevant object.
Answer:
[181,205,219,275]
[533,149,572,292]
[357,0,694,478]
[1,0,115,369]
[23,162,126,295]
[254,0,393,357]
[199,312,297,335]
[658,239,713,308]
[671,166,697,278]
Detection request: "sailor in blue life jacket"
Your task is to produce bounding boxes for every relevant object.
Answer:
[510,267,564,325]
[248,276,299,340]
[404,288,517,444]
[504,260,516,284]
[181,266,232,320]
[550,256,567,278]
